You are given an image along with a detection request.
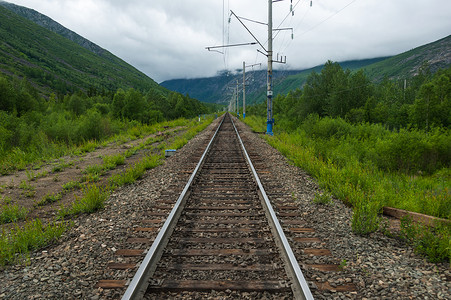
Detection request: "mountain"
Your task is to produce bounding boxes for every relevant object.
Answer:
[362,35,451,81]
[245,57,388,106]
[161,69,300,105]
[161,58,387,105]
[0,2,163,96]
[162,35,451,105]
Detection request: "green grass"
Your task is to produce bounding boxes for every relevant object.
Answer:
[244,115,450,263]
[0,219,67,266]
[51,161,73,173]
[36,192,62,207]
[18,180,36,197]
[2,196,11,205]
[102,154,126,170]
[109,155,162,188]
[62,180,82,192]
[59,184,109,218]
[0,204,28,224]
[312,191,333,205]
[400,216,451,264]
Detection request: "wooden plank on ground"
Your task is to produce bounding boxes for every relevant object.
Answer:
[303,249,332,256]
[177,237,267,244]
[166,263,278,271]
[383,206,450,227]
[96,280,127,289]
[107,263,136,270]
[316,281,357,292]
[147,280,290,292]
[116,249,144,256]
[134,227,158,232]
[289,227,315,233]
[307,264,340,272]
[127,237,152,243]
[294,237,322,243]
[171,249,271,256]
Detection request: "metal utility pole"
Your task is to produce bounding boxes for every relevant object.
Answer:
[236,80,240,117]
[266,0,274,135]
[243,61,246,119]
[242,62,261,120]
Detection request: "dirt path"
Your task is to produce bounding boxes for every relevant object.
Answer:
[0,125,186,229]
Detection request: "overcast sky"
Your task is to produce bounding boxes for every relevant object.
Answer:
[6,0,451,83]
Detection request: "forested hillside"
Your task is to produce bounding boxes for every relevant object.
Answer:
[0,4,160,96]
[0,1,108,56]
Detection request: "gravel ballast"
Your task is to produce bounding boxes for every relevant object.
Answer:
[0,116,449,299]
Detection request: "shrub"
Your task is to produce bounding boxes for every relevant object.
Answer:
[59,184,109,218]
[400,216,450,264]
[0,219,67,266]
[0,204,28,224]
[312,191,333,205]
[37,192,62,206]
[351,197,380,235]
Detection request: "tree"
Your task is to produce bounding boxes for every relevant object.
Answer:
[112,88,126,119]
[122,89,149,122]
[0,76,15,112]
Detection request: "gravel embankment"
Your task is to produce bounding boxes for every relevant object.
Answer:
[0,116,449,299]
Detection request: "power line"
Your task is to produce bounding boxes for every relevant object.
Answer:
[298,0,359,38]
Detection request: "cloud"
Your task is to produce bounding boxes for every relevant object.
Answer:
[7,0,451,82]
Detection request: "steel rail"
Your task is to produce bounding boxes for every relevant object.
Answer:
[231,117,314,300]
[122,116,225,300]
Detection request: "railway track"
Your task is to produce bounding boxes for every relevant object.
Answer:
[121,113,313,299]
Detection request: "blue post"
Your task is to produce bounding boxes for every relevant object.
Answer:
[243,113,246,119]
[266,118,274,136]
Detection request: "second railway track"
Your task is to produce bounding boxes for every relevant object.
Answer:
[122,113,313,299]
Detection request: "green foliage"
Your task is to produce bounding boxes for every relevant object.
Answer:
[109,155,162,188]
[0,204,28,224]
[0,219,67,266]
[102,154,126,170]
[37,192,62,207]
[0,5,163,96]
[18,180,36,197]
[71,185,109,214]
[400,216,450,264]
[58,184,109,219]
[2,196,11,205]
[84,164,104,176]
[245,110,450,260]
[270,63,450,131]
[351,197,380,235]
[62,180,82,192]
[0,70,214,175]
[18,180,34,191]
[312,191,333,205]
[296,116,450,175]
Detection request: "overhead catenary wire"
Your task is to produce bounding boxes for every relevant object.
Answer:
[276,0,360,61]
[297,0,359,38]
